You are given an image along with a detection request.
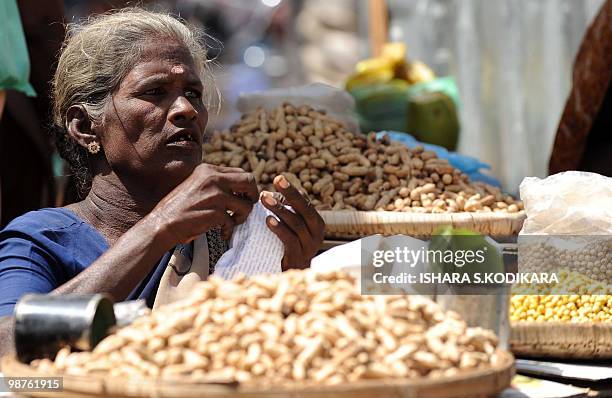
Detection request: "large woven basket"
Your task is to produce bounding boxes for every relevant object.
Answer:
[510,322,612,359]
[320,210,526,239]
[1,350,514,398]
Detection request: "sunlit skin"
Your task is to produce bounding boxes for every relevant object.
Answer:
[89,43,209,201]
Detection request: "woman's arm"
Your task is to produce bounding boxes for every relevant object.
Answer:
[0,164,258,356]
[54,215,170,299]
[0,217,170,357]
[59,164,258,298]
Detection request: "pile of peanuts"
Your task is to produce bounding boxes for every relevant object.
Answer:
[31,270,503,385]
[203,103,523,213]
[511,270,612,322]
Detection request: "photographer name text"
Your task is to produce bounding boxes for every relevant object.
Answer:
[372,272,559,284]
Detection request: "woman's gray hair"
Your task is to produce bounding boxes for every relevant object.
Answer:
[52,7,218,196]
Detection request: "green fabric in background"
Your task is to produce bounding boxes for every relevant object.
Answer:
[0,0,36,96]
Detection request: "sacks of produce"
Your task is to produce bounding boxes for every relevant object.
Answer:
[510,270,612,359]
[30,270,506,385]
[345,42,460,149]
[509,172,611,359]
[511,172,611,323]
[204,102,522,214]
[516,171,611,288]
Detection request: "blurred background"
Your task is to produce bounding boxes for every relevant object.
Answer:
[62,0,609,190]
[0,0,607,226]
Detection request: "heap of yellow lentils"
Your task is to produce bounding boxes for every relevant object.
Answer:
[511,270,612,323]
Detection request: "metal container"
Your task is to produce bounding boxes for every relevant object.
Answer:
[14,294,116,363]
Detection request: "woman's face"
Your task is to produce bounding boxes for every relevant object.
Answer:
[97,40,208,195]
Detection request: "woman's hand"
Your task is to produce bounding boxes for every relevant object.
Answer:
[260,175,325,270]
[149,163,259,247]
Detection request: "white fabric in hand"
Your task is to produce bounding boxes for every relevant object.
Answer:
[213,202,284,279]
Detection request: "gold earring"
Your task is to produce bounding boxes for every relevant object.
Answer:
[87,141,100,154]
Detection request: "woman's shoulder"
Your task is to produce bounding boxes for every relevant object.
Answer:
[0,210,104,318]
[0,207,107,266]
[2,207,85,234]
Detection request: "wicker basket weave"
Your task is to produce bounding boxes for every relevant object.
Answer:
[510,322,612,359]
[320,210,526,239]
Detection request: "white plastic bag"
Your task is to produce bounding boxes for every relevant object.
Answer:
[519,171,612,235]
[518,171,612,285]
[236,83,360,133]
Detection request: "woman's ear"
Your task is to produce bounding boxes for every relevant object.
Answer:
[66,105,97,148]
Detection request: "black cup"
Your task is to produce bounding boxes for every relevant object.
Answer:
[14,293,116,363]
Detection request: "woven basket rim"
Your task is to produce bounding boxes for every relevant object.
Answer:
[320,210,526,238]
[510,322,612,359]
[1,350,514,397]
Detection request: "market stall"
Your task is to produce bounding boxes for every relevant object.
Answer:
[0,91,529,397]
[0,1,610,398]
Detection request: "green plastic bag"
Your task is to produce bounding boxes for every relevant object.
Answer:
[0,0,36,96]
[406,91,460,150]
[404,76,460,150]
[349,80,409,133]
[348,76,460,143]
[405,76,460,108]
[429,226,504,278]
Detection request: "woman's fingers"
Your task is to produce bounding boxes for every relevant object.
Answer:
[196,164,259,203]
[178,206,235,242]
[221,193,255,226]
[154,163,259,246]
[260,192,309,248]
[264,175,326,270]
[218,172,259,203]
[272,175,325,239]
[266,216,307,270]
[206,164,247,174]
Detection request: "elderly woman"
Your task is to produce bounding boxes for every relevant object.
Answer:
[0,9,324,352]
